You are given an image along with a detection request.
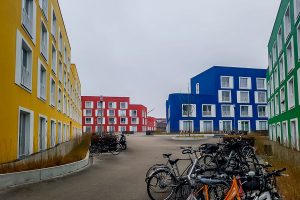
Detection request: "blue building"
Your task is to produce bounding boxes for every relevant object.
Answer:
[166,66,268,133]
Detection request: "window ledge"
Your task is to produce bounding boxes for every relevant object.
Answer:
[15,83,32,94]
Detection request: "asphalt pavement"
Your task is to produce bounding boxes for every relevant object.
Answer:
[0,134,220,200]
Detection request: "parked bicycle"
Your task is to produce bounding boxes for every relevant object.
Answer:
[89,133,122,155]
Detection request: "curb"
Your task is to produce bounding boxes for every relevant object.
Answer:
[0,152,91,190]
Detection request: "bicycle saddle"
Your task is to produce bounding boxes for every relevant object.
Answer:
[198,178,228,186]
[163,153,172,158]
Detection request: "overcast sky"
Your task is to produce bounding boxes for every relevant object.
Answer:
[59,0,280,118]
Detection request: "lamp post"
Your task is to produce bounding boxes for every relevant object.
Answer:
[99,95,103,136]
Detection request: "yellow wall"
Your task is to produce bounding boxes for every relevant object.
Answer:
[0,0,82,163]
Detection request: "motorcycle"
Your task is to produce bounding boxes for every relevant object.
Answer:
[119,133,127,150]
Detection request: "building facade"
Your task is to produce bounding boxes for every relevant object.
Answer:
[166,66,268,133]
[81,96,148,133]
[0,0,82,164]
[147,117,157,131]
[267,0,300,150]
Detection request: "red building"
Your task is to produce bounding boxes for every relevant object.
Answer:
[81,96,148,133]
[147,117,157,131]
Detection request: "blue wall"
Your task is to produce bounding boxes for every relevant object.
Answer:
[166,66,268,133]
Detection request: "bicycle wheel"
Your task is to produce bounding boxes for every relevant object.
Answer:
[146,164,169,179]
[201,155,216,167]
[146,169,177,200]
[208,183,230,200]
[174,182,192,200]
[109,143,122,155]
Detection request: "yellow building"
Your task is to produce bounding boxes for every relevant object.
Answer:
[0,0,82,164]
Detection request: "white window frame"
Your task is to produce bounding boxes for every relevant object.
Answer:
[131,117,139,124]
[279,56,285,83]
[120,117,128,125]
[39,0,48,20]
[18,107,34,158]
[288,76,295,109]
[277,27,283,54]
[255,91,267,104]
[119,110,126,117]
[15,30,33,91]
[219,120,232,131]
[220,76,233,89]
[272,42,277,66]
[286,38,294,73]
[38,114,47,151]
[37,59,47,101]
[200,120,213,133]
[84,109,92,117]
[240,105,252,117]
[280,86,286,113]
[238,120,251,132]
[218,90,231,103]
[202,104,216,117]
[40,19,49,60]
[107,109,115,117]
[290,118,299,150]
[85,101,93,108]
[50,119,56,148]
[85,117,93,125]
[58,87,62,111]
[108,117,116,125]
[274,66,279,89]
[21,0,37,42]
[51,43,57,74]
[97,101,105,108]
[51,7,57,39]
[180,120,194,132]
[256,120,268,131]
[239,77,251,89]
[120,102,128,109]
[108,102,116,109]
[221,105,233,117]
[182,104,196,117]
[295,0,300,21]
[257,105,267,118]
[57,121,62,144]
[284,5,291,41]
[130,110,138,117]
[237,91,250,103]
[256,78,267,90]
[196,83,200,94]
[49,76,56,107]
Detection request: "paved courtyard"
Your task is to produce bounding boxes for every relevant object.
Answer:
[0,134,220,200]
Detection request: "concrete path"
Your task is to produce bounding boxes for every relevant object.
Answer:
[0,134,220,200]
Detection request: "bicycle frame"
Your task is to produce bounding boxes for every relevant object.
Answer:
[224,176,241,200]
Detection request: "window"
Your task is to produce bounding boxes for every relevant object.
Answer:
[290,119,299,150]
[64,70,67,88]
[109,117,116,125]
[237,91,249,103]
[256,121,267,131]
[270,75,274,94]
[51,44,57,74]
[38,61,46,100]
[84,109,92,116]
[119,126,127,132]
[279,57,285,83]
[196,83,200,94]
[64,46,67,63]
[271,98,274,117]
[298,25,300,61]
[282,121,288,146]
[84,126,92,133]
[38,115,47,151]
[58,61,62,82]
[220,120,232,131]
[180,120,194,132]
[22,0,36,38]
[278,27,283,53]
[18,108,33,157]
[132,117,139,124]
[298,69,300,104]
[119,110,126,116]
[85,117,92,124]
[286,39,294,73]
[288,77,295,108]
[239,77,251,89]
[108,126,115,132]
[59,32,62,52]
[272,42,277,65]
[284,5,291,40]
[120,102,128,109]
[130,110,138,117]
[268,52,272,69]
[58,88,62,111]
[108,102,116,108]
[58,122,62,144]
[16,31,33,90]
[96,109,103,116]
[85,101,93,108]
[49,77,55,106]
[218,90,231,103]
[202,104,215,117]
[240,105,252,117]
[51,9,57,39]
[256,78,266,90]
[97,101,105,108]
[97,117,105,124]
[238,120,250,131]
[120,117,127,124]
[40,0,48,19]
[274,67,279,89]
[280,86,286,113]
[182,104,196,117]
[107,109,114,117]
[295,0,300,20]
[275,93,279,115]
[255,91,267,103]
[200,121,213,133]
[50,120,56,147]
[220,76,233,89]
[63,94,67,114]
[40,21,48,59]
[258,106,267,117]
[221,105,232,117]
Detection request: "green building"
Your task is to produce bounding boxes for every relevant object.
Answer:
[267,0,300,150]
